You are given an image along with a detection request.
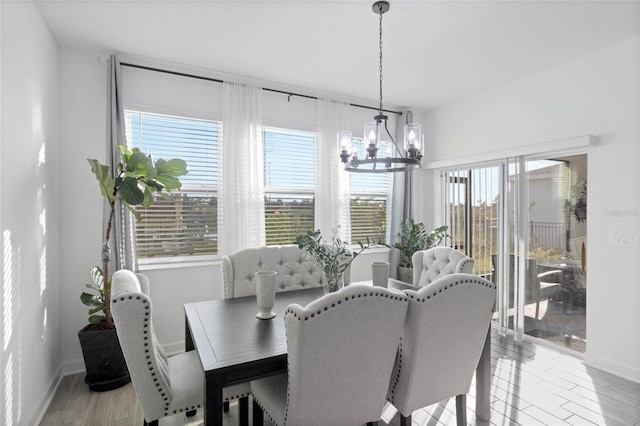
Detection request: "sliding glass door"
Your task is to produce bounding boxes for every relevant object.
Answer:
[440,154,587,352]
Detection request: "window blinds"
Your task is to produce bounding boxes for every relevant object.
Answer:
[126,111,220,258]
[263,128,315,245]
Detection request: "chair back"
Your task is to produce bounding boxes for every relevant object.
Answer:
[387,273,496,416]
[412,247,474,287]
[283,285,409,425]
[491,254,541,307]
[221,245,325,298]
[111,269,172,422]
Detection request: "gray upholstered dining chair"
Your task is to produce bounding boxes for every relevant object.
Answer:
[250,284,409,426]
[110,269,250,426]
[390,246,475,290]
[387,273,496,426]
[491,254,561,319]
[221,245,324,298]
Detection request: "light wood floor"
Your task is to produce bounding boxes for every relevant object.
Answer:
[40,330,640,426]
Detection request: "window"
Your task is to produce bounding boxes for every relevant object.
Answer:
[125,114,393,257]
[126,111,220,260]
[263,128,315,245]
[349,138,392,244]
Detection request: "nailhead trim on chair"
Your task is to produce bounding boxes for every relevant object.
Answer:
[112,294,203,419]
[406,277,496,303]
[284,290,406,320]
[459,258,474,271]
[224,391,250,402]
[388,336,403,405]
[253,395,278,424]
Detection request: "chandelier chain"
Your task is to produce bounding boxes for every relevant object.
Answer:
[378,5,384,115]
[339,1,422,173]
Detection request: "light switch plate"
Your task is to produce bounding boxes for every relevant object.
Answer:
[609,232,640,247]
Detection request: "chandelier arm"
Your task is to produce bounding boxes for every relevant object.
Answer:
[383,118,405,159]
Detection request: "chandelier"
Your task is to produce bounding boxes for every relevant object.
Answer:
[339,1,423,173]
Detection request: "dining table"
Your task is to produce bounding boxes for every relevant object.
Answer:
[184,282,492,425]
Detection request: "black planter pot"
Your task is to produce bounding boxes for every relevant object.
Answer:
[77,324,130,392]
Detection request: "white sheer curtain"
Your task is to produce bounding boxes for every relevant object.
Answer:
[106,54,137,273]
[315,99,350,241]
[219,82,265,253]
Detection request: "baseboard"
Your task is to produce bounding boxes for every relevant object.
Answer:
[28,365,63,425]
[62,357,87,376]
[584,353,640,384]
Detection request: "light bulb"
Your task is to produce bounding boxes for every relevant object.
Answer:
[368,130,376,144]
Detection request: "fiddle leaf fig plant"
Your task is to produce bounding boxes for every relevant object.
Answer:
[83,146,188,329]
[80,266,107,324]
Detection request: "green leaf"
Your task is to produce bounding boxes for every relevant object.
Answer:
[87,159,115,202]
[88,306,104,315]
[142,186,154,207]
[118,176,145,205]
[153,174,182,191]
[143,179,163,192]
[89,266,104,289]
[80,292,101,307]
[88,315,105,324]
[155,158,188,178]
[124,150,152,177]
[121,201,141,221]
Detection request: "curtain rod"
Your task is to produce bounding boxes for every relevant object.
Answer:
[120,62,403,116]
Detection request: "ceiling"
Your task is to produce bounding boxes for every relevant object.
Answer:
[35,0,640,111]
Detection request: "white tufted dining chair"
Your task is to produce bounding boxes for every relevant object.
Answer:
[111,269,250,426]
[221,245,325,298]
[391,247,474,290]
[250,284,409,426]
[387,273,496,426]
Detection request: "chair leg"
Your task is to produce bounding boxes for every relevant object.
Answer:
[252,398,264,426]
[239,396,249,426]
[456,394,467,426]
[400,414,411,426]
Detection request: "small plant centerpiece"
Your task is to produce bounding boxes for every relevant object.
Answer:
[295,226,370,293]
[391,219,449,282]
[79,146,187,391]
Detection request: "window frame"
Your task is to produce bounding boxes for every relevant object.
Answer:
[124,107,222,266]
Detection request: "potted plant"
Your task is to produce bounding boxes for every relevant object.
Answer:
[563,179,587,223]
[79,146,187,391]
[391,219,449,282]
[295,226,371,293]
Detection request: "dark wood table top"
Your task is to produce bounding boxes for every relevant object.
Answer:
[185,287,323,375]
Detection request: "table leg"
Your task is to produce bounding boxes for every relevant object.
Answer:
[475,325,491,422]
[185,315,194,352]
[205,373,224,425]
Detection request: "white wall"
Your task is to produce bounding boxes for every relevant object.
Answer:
[420,37,640,382]
[0,2,61,424]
